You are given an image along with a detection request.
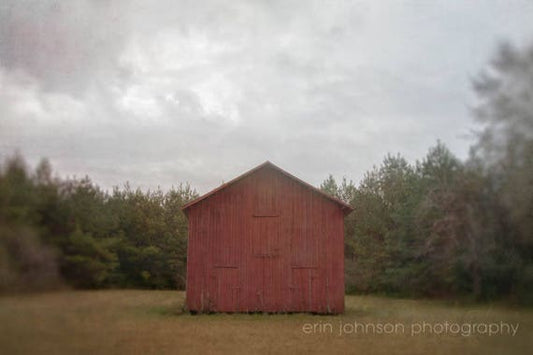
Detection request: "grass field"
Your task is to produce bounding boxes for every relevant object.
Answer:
[0,290,531,354]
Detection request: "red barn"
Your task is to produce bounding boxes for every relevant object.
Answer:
[182,161,353,314]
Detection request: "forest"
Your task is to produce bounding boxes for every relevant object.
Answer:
[0,42,531,304]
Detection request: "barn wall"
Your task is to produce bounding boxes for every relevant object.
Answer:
[185,167,345,313]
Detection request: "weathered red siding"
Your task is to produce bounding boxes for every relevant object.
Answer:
[183,162,352,314]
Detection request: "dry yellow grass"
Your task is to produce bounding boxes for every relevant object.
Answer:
[0,290,531,354]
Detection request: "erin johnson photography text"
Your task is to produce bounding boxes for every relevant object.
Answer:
[302,321,520,337]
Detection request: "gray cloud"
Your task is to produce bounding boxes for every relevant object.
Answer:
[1,0,533,193]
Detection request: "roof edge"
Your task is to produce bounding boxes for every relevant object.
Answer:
[181,161,354,214]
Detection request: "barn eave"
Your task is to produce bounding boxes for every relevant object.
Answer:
[181,161,353,215]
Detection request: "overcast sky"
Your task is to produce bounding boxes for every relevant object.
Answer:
[1,0,533,193]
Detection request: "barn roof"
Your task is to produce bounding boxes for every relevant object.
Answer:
[181,161,354,215]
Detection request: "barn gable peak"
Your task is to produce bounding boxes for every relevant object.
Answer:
[181,161,353,214]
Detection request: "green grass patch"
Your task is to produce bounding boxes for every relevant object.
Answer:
[0,290,531,354]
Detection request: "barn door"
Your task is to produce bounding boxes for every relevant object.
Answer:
[251,216,281,311]
[215,267,240,312]
[291,267,319,312]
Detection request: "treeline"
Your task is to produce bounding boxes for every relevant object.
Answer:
[321,41,533,304]
[0,156,197,291]
[322,142,531,304]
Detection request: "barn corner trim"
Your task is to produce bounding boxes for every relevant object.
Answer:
[181,161,354,216]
